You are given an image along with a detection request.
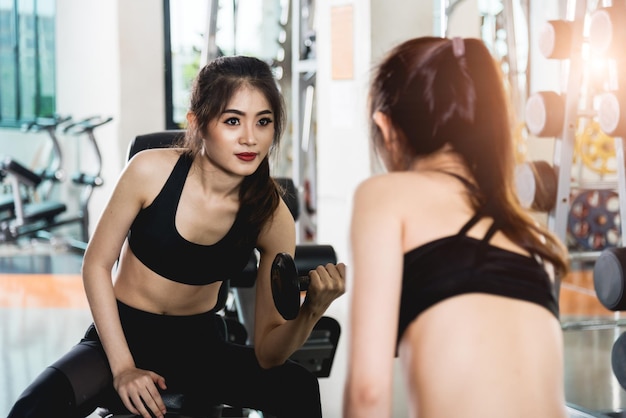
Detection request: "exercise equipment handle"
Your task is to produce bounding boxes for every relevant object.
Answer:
[21,114,72,132]
[64,116,113,134]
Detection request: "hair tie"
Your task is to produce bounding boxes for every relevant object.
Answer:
[452,37,465,58]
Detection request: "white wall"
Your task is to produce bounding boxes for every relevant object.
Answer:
[314,1,372,415]
[55,0,166,228]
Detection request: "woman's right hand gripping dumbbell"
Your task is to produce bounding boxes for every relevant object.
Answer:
[271,248,346,320]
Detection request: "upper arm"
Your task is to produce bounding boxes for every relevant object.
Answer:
[253,198,296,339]
[347,177,404,385]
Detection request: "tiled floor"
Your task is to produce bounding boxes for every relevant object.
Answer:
[2,240,626,417]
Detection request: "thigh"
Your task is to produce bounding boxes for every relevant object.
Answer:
[54,329,112,406]
[8,324,118,418]
[213,342,322,418]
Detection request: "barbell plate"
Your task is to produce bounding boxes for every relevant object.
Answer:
[568,190,620,251]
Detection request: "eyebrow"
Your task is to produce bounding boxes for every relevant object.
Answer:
[222,109,273,116]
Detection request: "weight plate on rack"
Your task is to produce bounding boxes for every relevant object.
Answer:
[567,189,621,251]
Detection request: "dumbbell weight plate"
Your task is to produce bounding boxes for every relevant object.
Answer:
[514,160,557,212]
[598,92,626,138]
[538,20,572,60]
[589,5,626,56]
[593,247,626,311]
[525,91,565,138]
[271,246,338,320]
[515,162,536,209]
[612,332,626,390]
[271,252,307,320]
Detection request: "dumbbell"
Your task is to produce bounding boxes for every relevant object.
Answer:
[525,90,564,138]
[612,332,626,391]
[271,244,337,320]
[593,247,626,311]
[514,160,558,212]
[593,248,626,391]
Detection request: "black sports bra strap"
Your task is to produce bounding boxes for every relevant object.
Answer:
[481,219,499,244]
[471,218,501,267]
[457,213,483,236]
[439,170,490,239]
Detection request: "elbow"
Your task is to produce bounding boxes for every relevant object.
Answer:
[255,347,287,369]
[344,379,388,413]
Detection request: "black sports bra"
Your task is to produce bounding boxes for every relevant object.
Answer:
[128,153,256,285]
[396,174,559,347]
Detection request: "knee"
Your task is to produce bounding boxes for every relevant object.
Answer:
[295,363,320,394]
[280,361,321,405]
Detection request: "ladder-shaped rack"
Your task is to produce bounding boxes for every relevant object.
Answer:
[524,0,626,261]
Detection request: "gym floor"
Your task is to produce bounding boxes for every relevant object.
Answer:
[1,240,626,417]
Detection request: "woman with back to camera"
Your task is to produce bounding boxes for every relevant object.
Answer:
[343,36,569,418]
[9,55,345,418]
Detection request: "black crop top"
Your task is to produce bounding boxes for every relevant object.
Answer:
[128,153,257,285]
[397,208,559,348]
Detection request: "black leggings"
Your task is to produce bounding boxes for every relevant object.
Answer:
[8,300,321,418]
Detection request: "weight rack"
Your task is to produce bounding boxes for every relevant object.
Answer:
[524,0,626,262]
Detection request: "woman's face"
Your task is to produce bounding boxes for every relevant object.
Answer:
[202,85,275,177]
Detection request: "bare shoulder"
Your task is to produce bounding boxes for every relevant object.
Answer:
[353,171,469,243]
[354,172,433,207]
[127,148,183,173]
[123,148,185,203]
[355,173,397,200]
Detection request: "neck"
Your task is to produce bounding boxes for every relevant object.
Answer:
[411,145,466,173]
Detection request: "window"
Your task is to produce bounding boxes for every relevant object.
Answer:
[163,0,285,129]
[0,0,56,128]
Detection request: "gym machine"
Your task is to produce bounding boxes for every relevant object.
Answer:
[0,115,111,251]
[0,115,72,244]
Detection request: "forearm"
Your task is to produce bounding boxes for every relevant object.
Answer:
[83,268,135,375]
[254,306,322,368]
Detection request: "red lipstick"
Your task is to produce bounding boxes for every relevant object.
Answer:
[236,152,257,162]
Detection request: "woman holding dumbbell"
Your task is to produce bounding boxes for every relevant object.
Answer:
[9,56,345,418]
[343,37,569,417]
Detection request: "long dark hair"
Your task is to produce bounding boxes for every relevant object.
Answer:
[369,37,569,275]
[183,55,286,238]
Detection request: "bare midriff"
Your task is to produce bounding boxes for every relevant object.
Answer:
[113,243,223,316]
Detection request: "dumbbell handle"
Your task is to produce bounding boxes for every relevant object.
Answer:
[292,274,310,291]
[271,246,337,320]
